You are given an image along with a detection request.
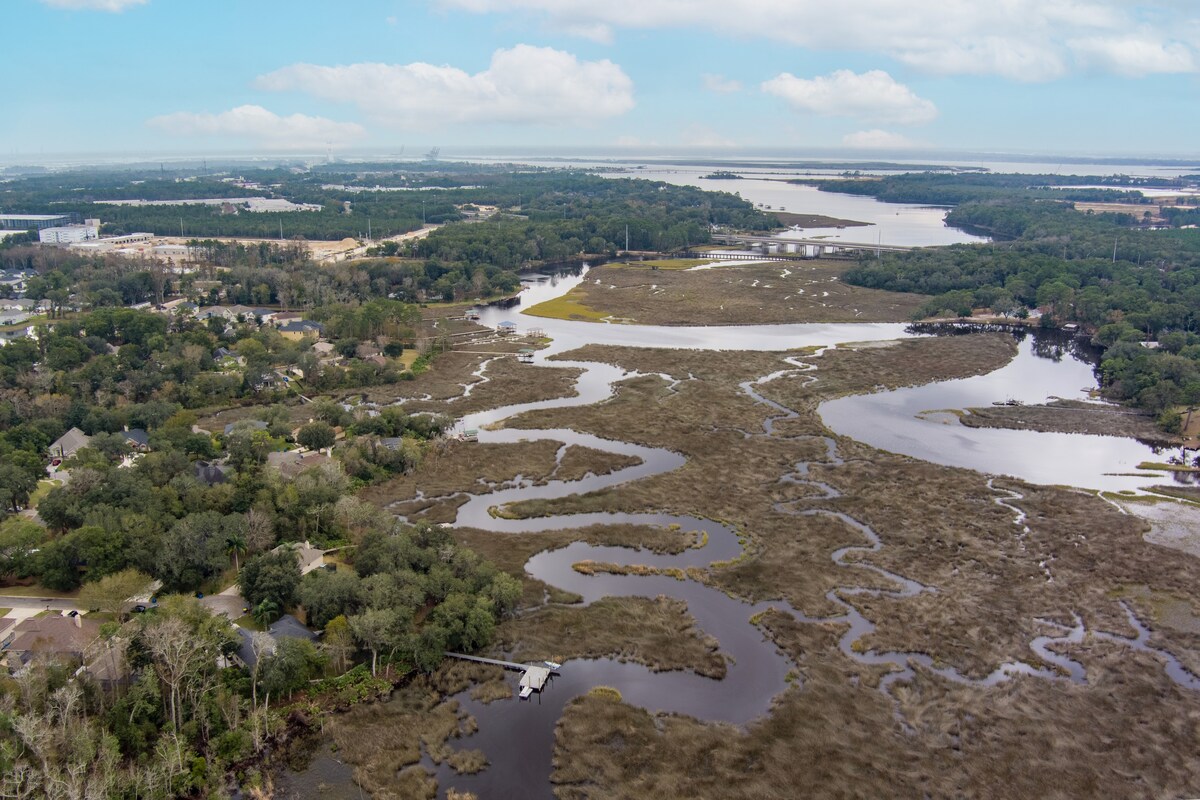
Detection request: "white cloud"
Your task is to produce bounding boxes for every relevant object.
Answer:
[557,21,614,43]
[40,0,146,10]
[702,73,742,94]
[147,105,365,150]
[436,0,1200,81]
[762,70,937,125]
[256,45,634,129]
[841,129,918,149]
[1069,35,1197,76]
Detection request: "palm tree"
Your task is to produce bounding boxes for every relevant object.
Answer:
[252,599,279,629]
[226,533,247,573]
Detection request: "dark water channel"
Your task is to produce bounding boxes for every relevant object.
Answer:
[287,269,1200,799]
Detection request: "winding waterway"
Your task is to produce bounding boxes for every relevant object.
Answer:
[291,265,1200,799]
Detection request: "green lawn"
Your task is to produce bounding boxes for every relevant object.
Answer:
[29,479,62,507]
[234,614,267,631]
[0,584,79,599]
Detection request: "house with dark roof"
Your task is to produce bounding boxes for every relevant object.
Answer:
[121,428,150,451]
[193,460,232,486]
[278,320,324,340]
[234,614,318,669]
[49,427,91,459]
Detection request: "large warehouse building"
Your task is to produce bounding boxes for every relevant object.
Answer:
[0,213,80,231]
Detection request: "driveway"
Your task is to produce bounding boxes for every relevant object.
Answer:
[200,584,248,619]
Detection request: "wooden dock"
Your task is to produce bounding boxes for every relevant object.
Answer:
[444,652,560,699]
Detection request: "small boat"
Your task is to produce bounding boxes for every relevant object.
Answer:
[519,686,533,700]
[543,660,562,670]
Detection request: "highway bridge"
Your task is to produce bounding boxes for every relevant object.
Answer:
[710,232,913,255]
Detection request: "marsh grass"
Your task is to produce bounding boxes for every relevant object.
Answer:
[347,331,1200,797]
[532,261,928,326]
[494,595,727,679]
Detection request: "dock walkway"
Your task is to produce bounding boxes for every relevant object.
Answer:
[444,652,560,699]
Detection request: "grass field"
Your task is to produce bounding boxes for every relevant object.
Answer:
[524,261,927,326]
[29,479,61,507]
[523,291,611,322]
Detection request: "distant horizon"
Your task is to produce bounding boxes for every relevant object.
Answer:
[4,145,1200,174]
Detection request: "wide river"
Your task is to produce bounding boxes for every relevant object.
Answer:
[283,262,1195,798]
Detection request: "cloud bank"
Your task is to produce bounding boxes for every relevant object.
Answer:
[147,105,364,149]
[762,70,937,124]
[256,45,635,128]
[438,0,1199,81]
[40,0,147,10]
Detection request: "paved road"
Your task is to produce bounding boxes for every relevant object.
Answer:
[0,596,83,612]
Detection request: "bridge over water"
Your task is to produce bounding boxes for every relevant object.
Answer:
[710,232,913,255]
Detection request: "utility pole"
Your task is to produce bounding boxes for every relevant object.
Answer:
[625,224,629,252]
[179,217,184,237]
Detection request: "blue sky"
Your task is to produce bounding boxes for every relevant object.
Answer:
[5,0,1200,158]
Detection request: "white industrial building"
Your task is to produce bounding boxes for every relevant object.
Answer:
[39,219,100,244]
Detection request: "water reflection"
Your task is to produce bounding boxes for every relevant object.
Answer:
[821,325,1184,493]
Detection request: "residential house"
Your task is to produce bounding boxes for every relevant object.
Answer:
[233,614,318,669]
[272,540,326,574]
[0,298,37,312]
[49,427,91,459]
[3,614,102,673]
[193,460,232,486]
[0,325,36,344]
[121,428,151,451]
[278,320,324,341]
